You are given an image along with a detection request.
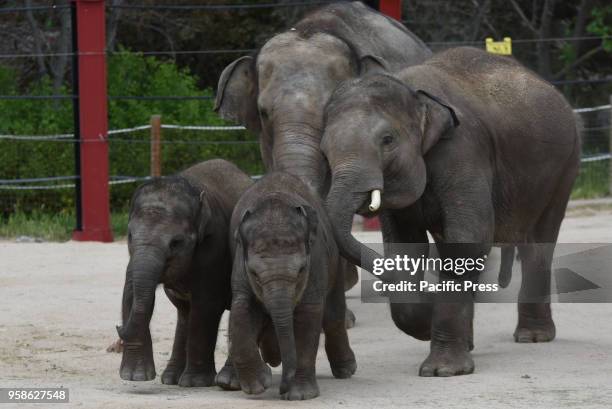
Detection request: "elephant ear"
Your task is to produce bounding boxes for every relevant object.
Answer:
[197,189,213,241]
[359,55,389,76]
[416,90,460,154]
[215,56,261,133]
[297,205,318,251]
[231,234,251,293]
[235,208,252,255]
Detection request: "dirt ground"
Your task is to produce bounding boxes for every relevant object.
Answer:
[1,207,612,408]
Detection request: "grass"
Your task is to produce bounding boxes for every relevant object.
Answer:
[570,160,610,199]
[0,211,129,242]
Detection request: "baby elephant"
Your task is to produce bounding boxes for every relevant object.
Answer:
[117,159,252,386]
[229,172,356,400]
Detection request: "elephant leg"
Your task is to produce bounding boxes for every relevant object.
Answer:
[515,243,556,343]
[216,321,240,391]
[341,258,358,329]
[161,289,189,385]
[323,266,356,379]
[216,356,241,391]
[178,298,224,387]
[161,307,189,384]
[514,177,570,343]
[217,315,274,391]
[419,239,490,377]
[282,303,323,401]
[230,299,271,395]
[419,296,475,377]
[343,258,359,291]
[381,209,432,340]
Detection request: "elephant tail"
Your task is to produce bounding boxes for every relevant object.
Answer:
[498,246,515,288]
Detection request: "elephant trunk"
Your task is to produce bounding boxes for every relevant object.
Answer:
[272,122,327,194]
[117,248,164,342]
[325,173,387,281]
[263,286,297,389]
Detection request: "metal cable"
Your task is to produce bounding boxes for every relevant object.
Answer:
[108,1,339,11]
[0,4,70,14]
[161,124,246,131]
[0,36,610,59]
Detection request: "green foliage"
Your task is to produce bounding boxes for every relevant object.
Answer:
[107,47,217,127]
[588,5,612,52]
[0,50,261,216]
[571,160,610,199]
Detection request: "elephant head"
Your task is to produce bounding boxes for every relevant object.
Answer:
[321,73,459,271]
[235,196,318,385]
[215,30,392,194]
[117,177,209,381]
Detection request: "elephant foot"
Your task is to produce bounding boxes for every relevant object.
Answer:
[330,357,357,379]
[515,306,556,343]
[119,341,156,381]
[160,361,185,385]
[419,347,474,377]
[389,303,432,341]
[178,369,216,387]
[239,364,272,395]
[514,321,556,343]
[281,377,320,401]
[215,363,241,391]
[345,308,356,329]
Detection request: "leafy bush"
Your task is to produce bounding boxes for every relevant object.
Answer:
[0,49,261,215]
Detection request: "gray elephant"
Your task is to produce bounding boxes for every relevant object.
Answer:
[321,47,580,376]
[229,172,356,400]
[215,1,431,298]
[117,159,253,386]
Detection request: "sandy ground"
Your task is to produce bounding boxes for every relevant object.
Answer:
[1,208,612,408]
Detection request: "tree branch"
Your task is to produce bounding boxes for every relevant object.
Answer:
[553,44,604,80]
[469,0,491,41]
[50,0,71,94]
[509,0,538,35]
[107,0,124,52]
[24,0,48,78]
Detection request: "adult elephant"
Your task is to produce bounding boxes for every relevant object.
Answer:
[321,47,580,376]
[215,0,431,301]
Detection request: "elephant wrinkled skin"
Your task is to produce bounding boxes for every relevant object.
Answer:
[321,47,580,377]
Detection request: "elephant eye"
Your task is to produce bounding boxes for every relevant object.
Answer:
[259,108,269,121]
[381,134,395,146]
[169,236,186,251]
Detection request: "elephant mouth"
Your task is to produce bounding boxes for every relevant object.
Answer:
[356,189,383,216]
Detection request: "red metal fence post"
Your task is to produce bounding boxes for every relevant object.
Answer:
[379,0,402,21]
[71,0,112,242]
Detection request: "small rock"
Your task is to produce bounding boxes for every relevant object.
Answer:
[521,374,531,379]
[15,236,44,243]
[106,338,124,353]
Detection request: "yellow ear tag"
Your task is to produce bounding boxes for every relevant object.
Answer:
[485,37,512,55]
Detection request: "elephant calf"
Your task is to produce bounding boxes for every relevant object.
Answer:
[229,172,356,400]
[116,159,252,386]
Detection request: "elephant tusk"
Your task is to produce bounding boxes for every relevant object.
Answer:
[368,189,381,212]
